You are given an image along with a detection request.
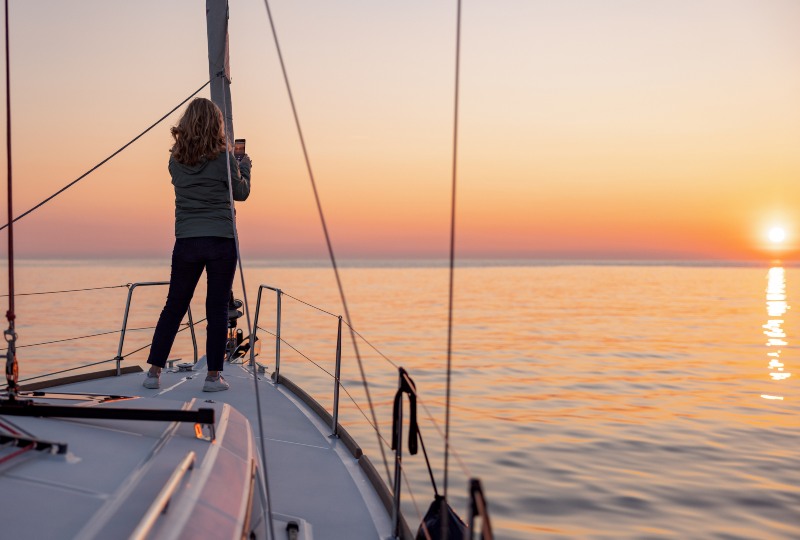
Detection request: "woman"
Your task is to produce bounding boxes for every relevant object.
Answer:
[143,97,251,392]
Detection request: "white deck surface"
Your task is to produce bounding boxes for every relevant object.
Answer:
[1,358,393,539]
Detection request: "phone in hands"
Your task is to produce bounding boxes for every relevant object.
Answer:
[234,139,246,162]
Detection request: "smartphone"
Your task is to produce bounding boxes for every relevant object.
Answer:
[234,139,246,161]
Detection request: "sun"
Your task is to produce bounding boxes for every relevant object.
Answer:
[768,227,787,244]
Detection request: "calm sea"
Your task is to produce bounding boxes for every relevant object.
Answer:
[3,259,799,539]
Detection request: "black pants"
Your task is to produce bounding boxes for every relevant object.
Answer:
[147,237,237,372]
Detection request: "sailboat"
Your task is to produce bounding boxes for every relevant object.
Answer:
[0,1,492,538]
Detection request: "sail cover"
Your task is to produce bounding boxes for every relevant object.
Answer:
[206,0,234,141]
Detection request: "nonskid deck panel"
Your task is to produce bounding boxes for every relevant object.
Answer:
[8,359,394,539]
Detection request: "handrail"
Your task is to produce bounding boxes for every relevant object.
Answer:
[253,285,282,382]
[115,282,197,375]
[129,451,196,540]
[250,287,484,538]
[253,285,344,436]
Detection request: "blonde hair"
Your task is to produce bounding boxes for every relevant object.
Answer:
[170,98,228,165]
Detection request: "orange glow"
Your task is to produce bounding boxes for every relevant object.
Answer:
[1,2,799,261]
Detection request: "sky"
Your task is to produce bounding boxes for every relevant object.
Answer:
[0,0,799,261]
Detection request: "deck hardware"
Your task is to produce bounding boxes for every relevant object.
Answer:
[253,285,282,384]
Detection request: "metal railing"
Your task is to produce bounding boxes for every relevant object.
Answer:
[253,284,344,438]
[114,282,197,375]
[251,284,493,540]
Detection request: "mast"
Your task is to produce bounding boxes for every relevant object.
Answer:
[3,0,19,400]
[206,0,234,141]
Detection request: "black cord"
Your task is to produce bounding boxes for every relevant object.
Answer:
[0,80,212,231]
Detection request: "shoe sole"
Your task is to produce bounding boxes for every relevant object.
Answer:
[202,385,229,392]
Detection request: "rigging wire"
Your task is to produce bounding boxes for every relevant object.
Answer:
[218,76,275,540]
[282,291,338,318]
[259,0,392,486]
[0,284,128,298]
[443,0,463,512]
[0,80,211,232]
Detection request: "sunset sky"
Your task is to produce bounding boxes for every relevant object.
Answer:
[0,0,799,260]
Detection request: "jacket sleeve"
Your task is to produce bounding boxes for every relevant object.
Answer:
[230,153,251,201]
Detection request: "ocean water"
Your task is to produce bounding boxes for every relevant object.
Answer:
[2,260,799,539]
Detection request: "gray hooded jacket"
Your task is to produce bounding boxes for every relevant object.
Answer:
[170,151,251,238]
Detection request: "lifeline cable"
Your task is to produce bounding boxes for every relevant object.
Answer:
[219,77,276,540]
[0,80,211,232]
[0,284,128,298]
[259,0,393,486]
[15,317,205,385]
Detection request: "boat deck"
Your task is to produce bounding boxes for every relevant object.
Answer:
[3,358,393,539]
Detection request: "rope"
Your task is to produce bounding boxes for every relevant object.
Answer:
[418,428,439,497]
[218,76,275,540]
[0,443,34,466]
[260,0,392,487]
[0,284,128,298]
[443,0,463,511]
[0,80,211,232]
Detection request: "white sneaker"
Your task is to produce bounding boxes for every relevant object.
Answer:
[203,374,230,392]
[143,371,160,389]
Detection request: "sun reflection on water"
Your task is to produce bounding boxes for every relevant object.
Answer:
[761,267,792,400]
